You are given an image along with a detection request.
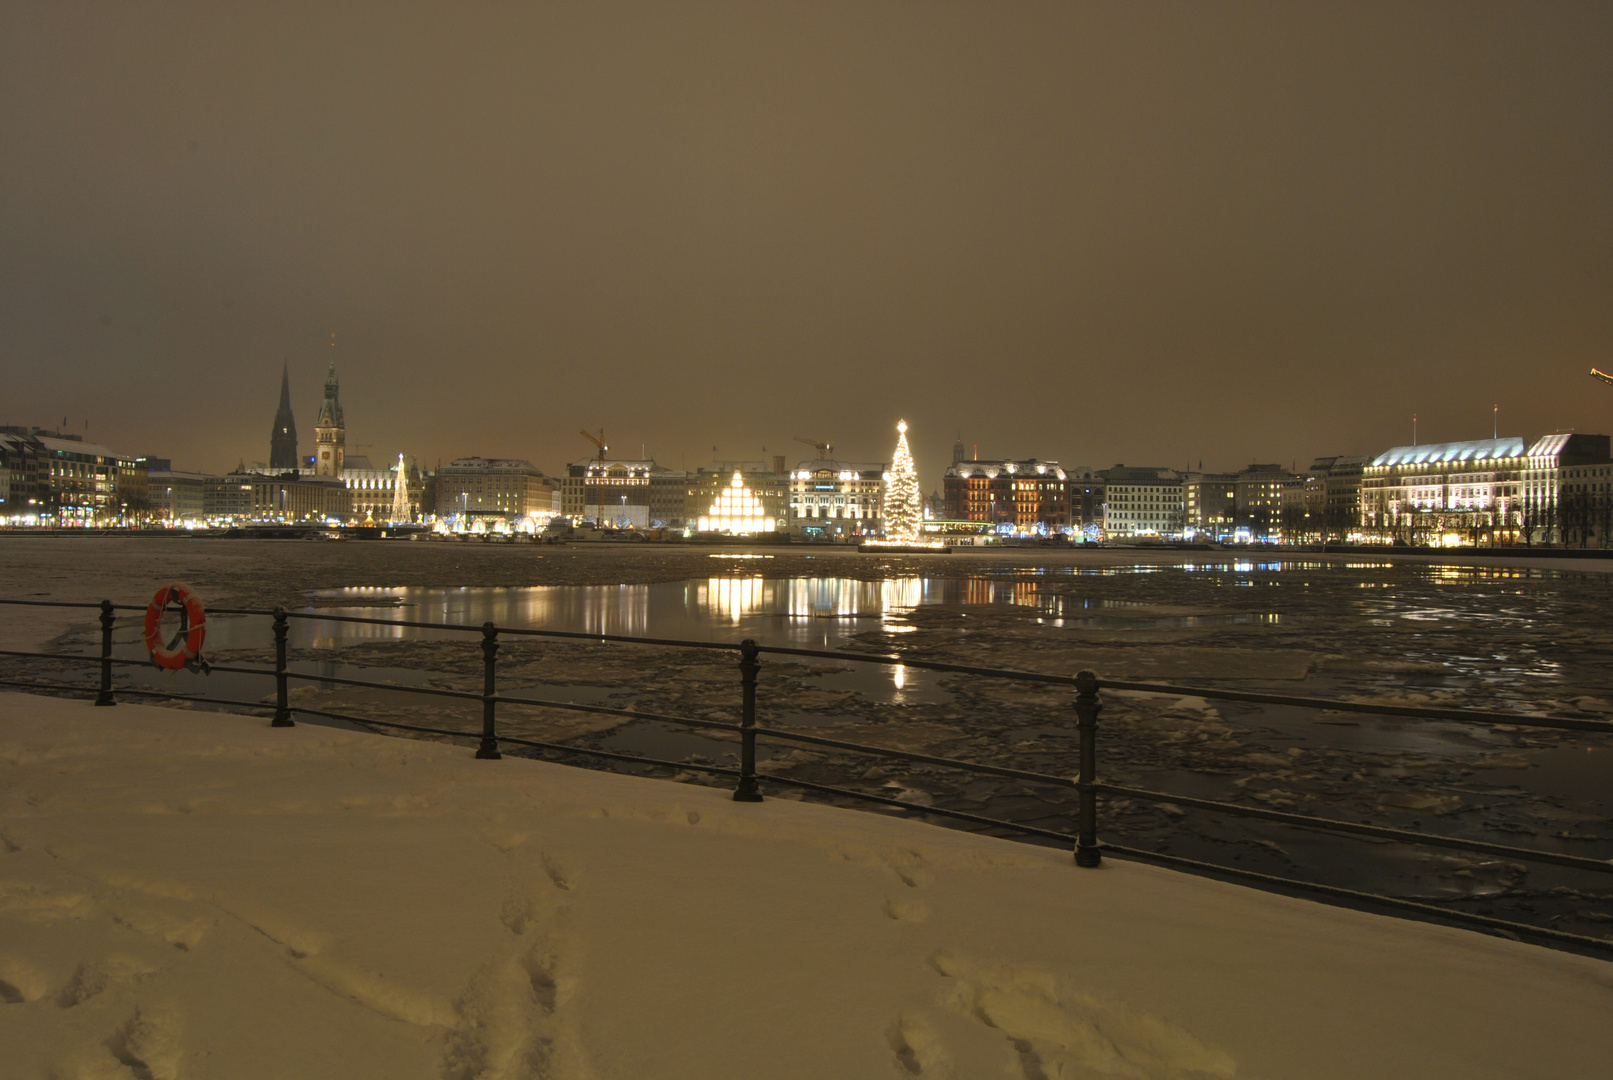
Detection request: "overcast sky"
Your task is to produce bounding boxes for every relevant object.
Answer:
[3,3,1609,483]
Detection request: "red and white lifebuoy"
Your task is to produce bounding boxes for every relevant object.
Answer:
[144,583,207,671]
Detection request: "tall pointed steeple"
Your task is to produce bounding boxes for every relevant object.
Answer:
[269,362,299,471]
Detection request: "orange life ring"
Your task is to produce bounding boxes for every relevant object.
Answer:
[144,584,207,671]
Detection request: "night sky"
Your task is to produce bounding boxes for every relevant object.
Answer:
[3,3,1609,483]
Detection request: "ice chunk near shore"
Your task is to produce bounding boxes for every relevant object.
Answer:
[1,692,1611,1080]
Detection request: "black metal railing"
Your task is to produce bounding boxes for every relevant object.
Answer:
[2,595,1611,953]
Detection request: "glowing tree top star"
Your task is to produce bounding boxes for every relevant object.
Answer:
[884,420,923,544]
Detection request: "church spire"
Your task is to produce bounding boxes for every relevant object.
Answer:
[269,362,299,471]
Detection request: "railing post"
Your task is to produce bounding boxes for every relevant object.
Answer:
[272,607,295,727]
[732,639,763,801]
[1074,669,1102,867]
[477,622,502,759]
[94,600,115,706]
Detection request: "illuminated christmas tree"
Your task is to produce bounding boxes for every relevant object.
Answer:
[884,421,922,543]
[390,453,411,524]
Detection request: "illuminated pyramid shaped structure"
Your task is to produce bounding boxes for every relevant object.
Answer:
[698,472,775,533]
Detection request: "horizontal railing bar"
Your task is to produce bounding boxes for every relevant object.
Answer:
[753,726,1079,786]
[284,705,499,741]
[494,693,741,732]
[106,687,275,710]
[757,646,1613,733]
[764,773,1078,842]
[284,611,744,651]
[0,599,109,609]
[269,703,747,781]
[0,677,277,714]
[489,625,741,651]
[497,735,745,777]
[0,648,108,666]
[1099,842,1613,953]
[1095,679,1613,733]
[276,669,484,701]
[1090,780,1613,874]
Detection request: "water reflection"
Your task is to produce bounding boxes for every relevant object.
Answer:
[225,574,1286,652]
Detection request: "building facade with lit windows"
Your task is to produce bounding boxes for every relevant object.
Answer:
[1360,437,1536,543]
[1232,463,1293,541]
[1065,467,1105,531]
[204,474,254,521]
[1519,434,1613,546]
[215,470,351,522]
[436,458,555,521]
[1183,473,1236,539]
[0,429,139,524]
[562,459,688,528]
[1099,466,1184,537]
[146,470,210,524]
[1281,455,1366,542]
[790,458,885,536]
[942,459,1072,532]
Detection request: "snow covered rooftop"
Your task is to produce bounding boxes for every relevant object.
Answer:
[1,693,1609,1079]
[1370,437,1527,468]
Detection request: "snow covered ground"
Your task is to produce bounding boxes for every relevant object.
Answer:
[2,693,1610,1079]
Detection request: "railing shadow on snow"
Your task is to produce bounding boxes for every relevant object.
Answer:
[1,595,1610,955]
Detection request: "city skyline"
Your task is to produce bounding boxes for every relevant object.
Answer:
[5,5,1611,483]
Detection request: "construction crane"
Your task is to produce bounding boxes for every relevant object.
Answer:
[580,429,607,525]
[794,436,834,459]
[1592,368,1613,386]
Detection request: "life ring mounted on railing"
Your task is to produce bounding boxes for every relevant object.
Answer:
[144,583,209,672]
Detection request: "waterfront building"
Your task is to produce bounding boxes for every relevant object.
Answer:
[1281,455,1366,542]
[1520,434,1613,546]
[562,458,688,528]
[942,459,1072,532]
[1099,465,1183,538]
[1183,473,1236,540]
[687,463,788,532]
[204,474,254,521]
[1065,467,1105,532]
[790,458,885,537]
[1360,436,1553,544]
[0,428,138,524]
[312,361,346,478]
[146,469,210,524]
[1233,463,1293,541]
[343,454,427,524]
[269,364,299,471]
[0,431,45,521]
[436,458,555,522]
[242,471,351,522]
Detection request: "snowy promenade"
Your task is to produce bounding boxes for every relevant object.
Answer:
[1,694,1609,1079]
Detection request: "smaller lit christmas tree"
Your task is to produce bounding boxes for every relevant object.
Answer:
[883,421,923,543]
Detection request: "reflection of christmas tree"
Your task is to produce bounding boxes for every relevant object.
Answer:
[884,421,922,543]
